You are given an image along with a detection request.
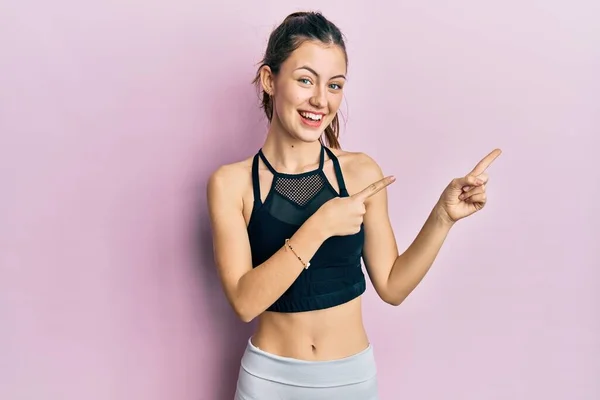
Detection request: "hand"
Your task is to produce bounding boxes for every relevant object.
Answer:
[436,149,502,224]
[317,176,396,237]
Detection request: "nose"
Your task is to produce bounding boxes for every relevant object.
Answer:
[309,85,327,109]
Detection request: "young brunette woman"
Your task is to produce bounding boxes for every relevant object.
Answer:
[207,11,501,400]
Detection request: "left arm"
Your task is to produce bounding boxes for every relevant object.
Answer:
[359,155,453,306]
[358,148,501,306]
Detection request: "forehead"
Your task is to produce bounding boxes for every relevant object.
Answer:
[282,40,347,77]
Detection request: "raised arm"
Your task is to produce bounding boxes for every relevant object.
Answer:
[206,165,328,322]
[360,149,501,306]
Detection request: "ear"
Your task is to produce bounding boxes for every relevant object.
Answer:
[259,65,275,95]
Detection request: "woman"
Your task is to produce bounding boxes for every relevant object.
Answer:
[207,11,501,399]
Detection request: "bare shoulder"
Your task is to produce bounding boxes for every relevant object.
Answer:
[206,156,254,207]
[328,148,384,194]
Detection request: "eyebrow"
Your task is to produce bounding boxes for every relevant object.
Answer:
[295,65,346,80]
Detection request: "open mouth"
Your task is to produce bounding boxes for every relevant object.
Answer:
[298,111,324,126]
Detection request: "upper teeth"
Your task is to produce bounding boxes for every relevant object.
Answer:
[301,112,322,121]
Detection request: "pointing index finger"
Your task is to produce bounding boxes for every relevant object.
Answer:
[469,148,502,176]
[353,176,396,201]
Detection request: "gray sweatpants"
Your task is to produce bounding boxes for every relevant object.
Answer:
[234,338,379,399]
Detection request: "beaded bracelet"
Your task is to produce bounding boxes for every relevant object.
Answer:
[284,239,310,269]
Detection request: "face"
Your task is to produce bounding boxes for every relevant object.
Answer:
[261,40,347,143]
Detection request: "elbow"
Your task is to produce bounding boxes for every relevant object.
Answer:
[384,297,403,307]
[236,312,255,324]
[232,302,257,323]
[381,291,407,307]
[379,281,413,306]
[227,283,258,323]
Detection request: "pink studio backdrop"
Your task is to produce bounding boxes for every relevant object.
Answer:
[1,1,598,399]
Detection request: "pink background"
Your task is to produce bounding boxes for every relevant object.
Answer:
[2,1,599,399]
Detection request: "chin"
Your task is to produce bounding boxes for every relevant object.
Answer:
[291,114,333,143]
[291,129,325,143]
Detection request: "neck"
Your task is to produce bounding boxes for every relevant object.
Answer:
[261,119,323,174]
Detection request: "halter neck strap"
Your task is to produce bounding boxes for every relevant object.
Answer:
[257,145,325,176]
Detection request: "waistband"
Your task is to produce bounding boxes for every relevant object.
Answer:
[240,337,377,388]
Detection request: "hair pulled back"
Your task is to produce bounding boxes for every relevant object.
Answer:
[253,11,347,149]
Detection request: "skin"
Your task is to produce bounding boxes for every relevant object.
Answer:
[206,40,501,361]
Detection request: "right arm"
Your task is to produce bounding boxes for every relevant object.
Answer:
[206,166,329,323]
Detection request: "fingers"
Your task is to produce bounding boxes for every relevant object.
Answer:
[353,176,396,202]
[453,174,484,189]
[463,192,487,205]
[468,148,502,176]
[459,185,486,201]
[476,172,489,184]
[462,173,488,192]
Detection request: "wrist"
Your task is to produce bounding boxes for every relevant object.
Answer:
[432,201,455,230]
[307,211,331,242]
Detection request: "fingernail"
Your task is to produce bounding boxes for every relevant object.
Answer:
[475,179,483,185]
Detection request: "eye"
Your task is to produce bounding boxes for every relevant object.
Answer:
[299,78,312,85]
[329,83,342,90]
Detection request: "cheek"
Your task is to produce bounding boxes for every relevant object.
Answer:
[275,86,305,110]
[328,94,343,112]
[275,97,301,118]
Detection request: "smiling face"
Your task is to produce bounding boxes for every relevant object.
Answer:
[260,40,347,144]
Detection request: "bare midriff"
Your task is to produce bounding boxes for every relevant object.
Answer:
[251,296,369,361]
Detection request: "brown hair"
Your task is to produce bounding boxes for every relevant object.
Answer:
[252,11,348,149]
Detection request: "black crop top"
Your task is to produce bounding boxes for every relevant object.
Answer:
[247,144,366,313]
